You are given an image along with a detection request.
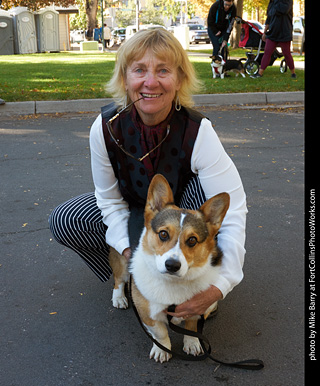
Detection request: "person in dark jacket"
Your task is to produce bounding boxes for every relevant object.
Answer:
[207,0,236,58]
[251,0,296,78]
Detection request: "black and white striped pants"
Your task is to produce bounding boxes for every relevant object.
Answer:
[48,176,206,282]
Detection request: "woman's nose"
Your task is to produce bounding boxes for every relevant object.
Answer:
[144,71,159,87]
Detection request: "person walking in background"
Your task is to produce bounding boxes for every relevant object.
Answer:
[251,0,296,79]
[207,0,237,59]
[104,24,111,49]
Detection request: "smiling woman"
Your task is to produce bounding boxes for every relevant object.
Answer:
[107,28,202,111]
[49,28,249,323]
[124,52,181,125]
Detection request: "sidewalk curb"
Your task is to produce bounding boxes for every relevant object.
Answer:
[0,91,304,116]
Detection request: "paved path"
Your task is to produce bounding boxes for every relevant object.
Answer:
[1,104,304,385]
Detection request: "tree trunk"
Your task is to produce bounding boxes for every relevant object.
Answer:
[230,0,243,48]
[85,0,98,40]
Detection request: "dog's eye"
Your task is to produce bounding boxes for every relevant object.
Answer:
[186,236,197,247]
[159,230,169,242]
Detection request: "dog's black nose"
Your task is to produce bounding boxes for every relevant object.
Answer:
[165,259,181,273]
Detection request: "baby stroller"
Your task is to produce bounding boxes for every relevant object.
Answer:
[235,16,287,75]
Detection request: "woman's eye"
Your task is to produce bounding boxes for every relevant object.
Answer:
[186,236,197,247]
[159,230,169,241]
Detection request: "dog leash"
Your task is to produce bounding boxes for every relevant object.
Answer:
[167,305,264,370]
[128,277,264,370]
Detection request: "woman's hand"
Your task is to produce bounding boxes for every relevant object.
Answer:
[165,285,223,318]
[215,31,221,36]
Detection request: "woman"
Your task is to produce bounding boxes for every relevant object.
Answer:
[49,29,247,319]
[252,0,296,78]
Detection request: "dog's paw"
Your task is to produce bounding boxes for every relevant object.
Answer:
[112,295,128,309]
[112,288,128,309]
[149,343,172,363]
[183,336,203,356]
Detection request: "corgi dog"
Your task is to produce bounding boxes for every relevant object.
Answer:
[109,174,230,363]
[211,55,226,78]
[211,55,246,79]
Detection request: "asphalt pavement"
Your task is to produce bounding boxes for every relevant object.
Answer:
[1,102,304,385]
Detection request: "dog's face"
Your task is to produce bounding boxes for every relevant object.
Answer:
[142,175,229,279]
[211,55,226,67]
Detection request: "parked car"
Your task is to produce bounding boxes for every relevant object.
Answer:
[292,16,305,53]
[110,28,126,47]
[187,24,210,44]
[70,29,85,43]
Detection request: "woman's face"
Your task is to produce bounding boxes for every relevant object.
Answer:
[125,50,181,126]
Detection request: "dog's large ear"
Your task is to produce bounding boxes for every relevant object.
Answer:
[146,174,174,214]
[200,193,230,234]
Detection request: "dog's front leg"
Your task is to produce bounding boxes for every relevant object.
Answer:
[147,322,172,363]
[183,318,203,356]
[109,247,129,309]
[131,278,172,363]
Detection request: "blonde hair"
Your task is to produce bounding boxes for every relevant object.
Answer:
[107,28,202,108]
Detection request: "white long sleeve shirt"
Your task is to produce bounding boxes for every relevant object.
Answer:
[90,114,247,298]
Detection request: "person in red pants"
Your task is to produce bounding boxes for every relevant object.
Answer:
[251,0,296,79]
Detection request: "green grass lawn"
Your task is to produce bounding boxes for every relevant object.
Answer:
[0,51,304,102]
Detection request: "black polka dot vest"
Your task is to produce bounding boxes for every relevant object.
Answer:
[101,102,205,208]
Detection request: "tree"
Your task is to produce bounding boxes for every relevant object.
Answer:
[85,0,98,39]
[140,0,165,25]
[69,0,87,30]
[158,0,182,23]
[243,0,269,21]
[115,0,136,28]
[187,0,212,19]
[230,0,243,48]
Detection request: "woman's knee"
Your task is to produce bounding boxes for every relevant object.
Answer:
[48,193,105,249]
[48,203,71,246]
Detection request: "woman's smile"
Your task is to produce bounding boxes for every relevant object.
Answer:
[140,93,162,98]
